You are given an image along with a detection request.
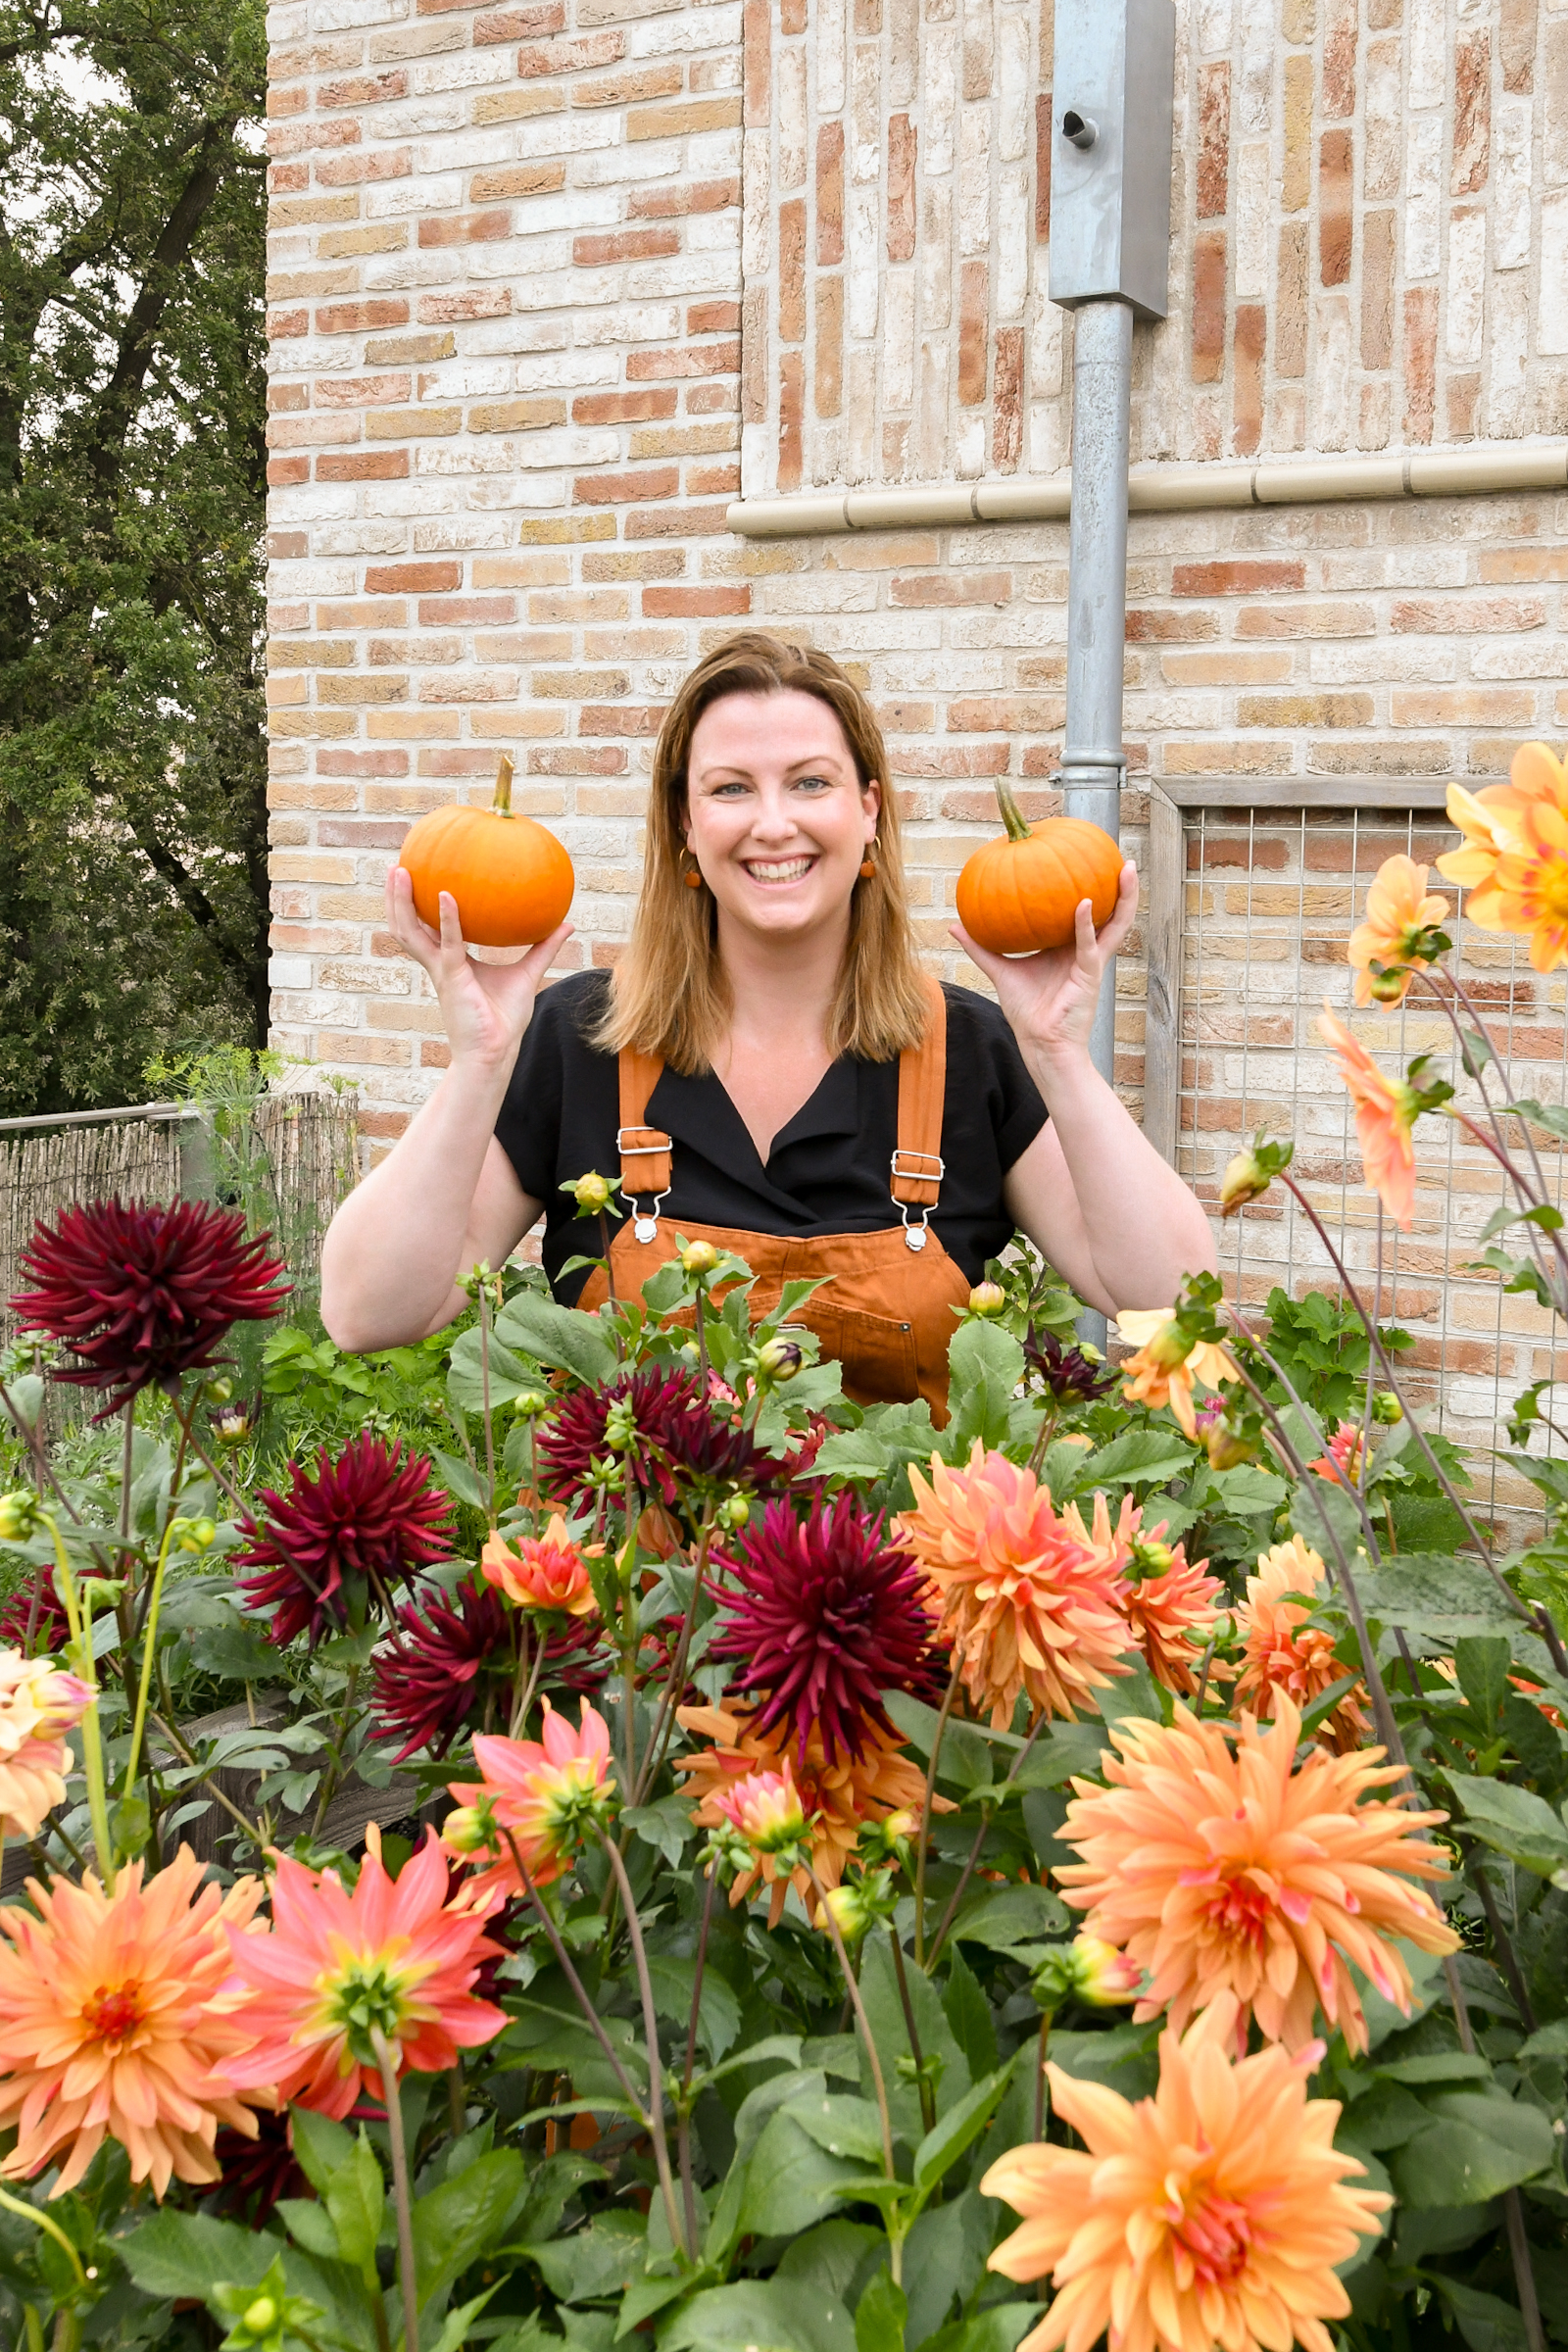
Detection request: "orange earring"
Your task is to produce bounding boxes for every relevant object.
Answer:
[859,853,877,880]
[681,852,704,889]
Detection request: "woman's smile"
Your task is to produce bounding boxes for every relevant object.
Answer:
[742,854,819,885]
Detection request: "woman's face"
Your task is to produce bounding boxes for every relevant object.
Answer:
[682,689,880,948]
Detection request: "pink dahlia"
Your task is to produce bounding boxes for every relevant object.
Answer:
[443,1699,616,1902]
[12,1199,287,1417]
[234,1432,453,1649]
[710,1493,944,1763]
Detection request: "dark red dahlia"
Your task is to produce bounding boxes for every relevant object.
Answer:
[0,1567,70,1654]
[537,1365,808,1510]
[234,1432,454,1649]
[370,1575,612,1763]
[204,2110,307,2226]
[709,1492,945,1763]
[12,1199,288,1418]
[1024,1326,1115,1405]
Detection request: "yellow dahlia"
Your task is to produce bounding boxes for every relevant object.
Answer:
[1232,1536,1370,1753]
[1347,855,1449,1006]
[0,1846,266,2196]
[983,1989,1388,2352]
[1115,1312,1238,1442]
[897,1447,1133,1728]
[1054,1690,1457,2053]
[677,1702,936,1926]
[1436,745,1568,931]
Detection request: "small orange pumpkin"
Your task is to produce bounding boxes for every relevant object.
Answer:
[955,783,1123,955]
[399,756,574,948]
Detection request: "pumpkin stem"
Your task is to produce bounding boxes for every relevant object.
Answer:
[493,753,515,818]
[994,779,1033,843]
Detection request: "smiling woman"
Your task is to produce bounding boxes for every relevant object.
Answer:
[318,634,1214,1409]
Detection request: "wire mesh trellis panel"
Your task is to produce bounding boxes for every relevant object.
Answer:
[1163,789,1567,1537]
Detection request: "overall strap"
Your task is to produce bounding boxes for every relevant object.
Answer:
[891,976,947,1250]
[616,1047,672,1238]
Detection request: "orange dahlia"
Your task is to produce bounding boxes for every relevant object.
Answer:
[1437,746,1568,955]
[0,1845,266,2196]
[1348,855,1449,1006]
[677,1701,935,1927]
[1115,1311,1239,1441]
[1307,1420,1365,1490]
[443,1697,616,1901]
[223,1826,504,2122]
[1120,1529,1226,1698]
[1233,1536,1370,1752]
[481,1516,596,1616]
[897,1447,1132,1729]
[982,1989,1388,2352]
[1054,1690,1457,2053]
[1316,1005,1421,1231]
[0,1651,92,1838]
[1459,795,1568,972]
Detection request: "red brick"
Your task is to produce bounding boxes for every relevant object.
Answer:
[779,197,806,341]
[780,0,805,27]
[316,371,411,407]
[366,562,463,594]
[571,465,678,506]
[816,122,844,265]
[419,210,512,247]
[318,72,407,107]
[891,744,1010,777]
[579,704,665,734]
[416,596,516,623]
[269,308,309,337]
[1197,61,1229,218]
[573,225,678,267]
[573,387,677,423]
[268,380,309,412]
[1191,227,1226,381]
[689,300,739,332]
[269,455,310,486]
[270,162,309,193]
[514,29,620,73]
[957,260,988,405]
[470,0,563,34]
[1391,596,1546,633]
[778,350,804,490]
[1452,27,1492,192]
[418,290,513,322]
[888,113,916,262]
[1035,90,1052,239]
[1233,303,1265,455]
[630,176,739,218]
[1322,0,1357,116]
[1276,220,1308,376]
[1172,559,1305,596]
[316,298,410,333]
[687,461,740,495]
[316,150,412,186]
[627,341,738,379]
[948,697,1061,731]
[994,326,1023,473]
[1402,285,1438,442]
[815,277,842,416]
[318,450,411,479]
[1318,128,1352,284]
[1125,609,1220,641]
[743,0,769,124]
[470,163,566,200]
[643,585,751,617]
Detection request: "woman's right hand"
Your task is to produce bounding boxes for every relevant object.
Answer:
[384,862,573,1075]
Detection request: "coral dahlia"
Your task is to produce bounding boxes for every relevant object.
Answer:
[1115,1311,1239,1442]
[1438,746,1568,969]
[1307,1420,1365,1490]
[0,1650,92,1838]
[481,1516,596,1616]
[0,1846,266,2196]
[1120,1527,1225,1698]
[1316,1006,1422,1232]
[443,1698,616,1901]
[1233,1536,1369,1753]
[897,1447,1133,1728]
[678,1701,939,1927]
[223,1827,505,2122]
[983,1989,1388,2352]
[234,1432,454,1649]
[710,1493,944,1764]
[12,1199,287,1418]
[1054,1690,1457,2054]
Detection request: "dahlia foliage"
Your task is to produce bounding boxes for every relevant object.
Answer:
[3,754,1568,2347]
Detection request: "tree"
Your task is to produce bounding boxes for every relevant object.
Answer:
[0,0,268,1115]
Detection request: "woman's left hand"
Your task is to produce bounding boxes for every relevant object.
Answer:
[953,859,1140,1065]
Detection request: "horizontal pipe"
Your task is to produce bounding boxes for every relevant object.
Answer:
[0,1101,192,1136]
[726,442,1568,537]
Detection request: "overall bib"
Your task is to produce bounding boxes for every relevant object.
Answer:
[576,978,972,1422]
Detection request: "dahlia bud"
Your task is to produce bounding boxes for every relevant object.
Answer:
[0,1491,40,1543]
[1365,960,1411,1004]
[858,1809,917,1866]
[512,1390,552,1421]
[565,1172,612,1216]
[1205,1420,1255,1471]
[171,1517,219,1554]
[603,1398,638,1452]
[681,1240,720,1277]
[755,1335,804,1382]
[213,1404,253,1446]
[821,1874,897,1943]
[1219,1149,1270,1216]
[1127,1537,1176,1581]
[203,1376,234,1405]
[968,1281,1007,1317]
[711,1765,808,1856]
[719,1493,751,1530]
[442,1801,497,1857]
[1372,1391,1404,1425]
[1143,1320,1194,1370]
[1032,1933,1141,2012]
[243,2304,277,2335]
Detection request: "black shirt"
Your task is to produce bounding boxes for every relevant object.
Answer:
[495,970,1050,1303]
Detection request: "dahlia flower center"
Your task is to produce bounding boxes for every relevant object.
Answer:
[317,1948,422,2059]
[1200,1868,1274,1953]
[1529,858,1568,923]
[1168,2185,1253,2289]
[81,1983,147,2048]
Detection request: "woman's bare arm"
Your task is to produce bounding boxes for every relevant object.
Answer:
[318,867,569,1350]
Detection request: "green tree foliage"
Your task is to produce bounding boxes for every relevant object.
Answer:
[0,0,267,1114]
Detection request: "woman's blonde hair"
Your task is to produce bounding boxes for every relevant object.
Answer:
[593,632,929,1073]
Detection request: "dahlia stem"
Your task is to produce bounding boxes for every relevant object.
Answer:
[1033,2009,1053,2143]
[925,1702,1052,1973]
[633,1505,717,1808]
[311,1665,361,1842]
[596,1207,621,1326]
[500,1827,649,2116]
[677,1861,717,2252]
[45,1517,114,1890]
[370,2028,419,2352]
[0,2184,86,2290]
[994,778,1034,844]
[913,1654,963,1967]
[122,1511,182,1838]
[887,1925,935,2136]
[808,1863,900,2281]
[599,1833,689,2261]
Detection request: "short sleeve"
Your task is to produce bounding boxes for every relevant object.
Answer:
[493,970,610,1205]
[944,985,1049,1175]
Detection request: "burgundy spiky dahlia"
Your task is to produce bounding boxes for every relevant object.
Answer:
[537,1365,805,1508]
[1025,1327,1115,1405]
[368,1577,611,1763]
[0,1569,70,1656]
[203,2109,307,2226]
[234,1433,454,1649]
[12,1199,288,1418]
[709,1492,945,1764]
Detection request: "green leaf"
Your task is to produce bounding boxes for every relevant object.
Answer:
[624,1797,697,1869]
[412,2147,525,2308]
[1455,1637,1514,1731]
[661,2279,856,2352]
[447,1328,540,1414]
[1082,1427,1195,1487]
[950,1882,1069,1951]
[1355,1556,1529,1642]
[1374,2053,1492,2086]
[324,2133,385,2282]
[1101,1648,1164,1728]
[428,1446,488,1513]
[738,2110,873,2238]
[784,2092,890,2167]
[854,2270,907,2352]
[515,2210,647,2305]
[691,2033,806,2093]
[617,2274,699,2338]
[495,1292,619,1386]
[941,1947,999,2081]
[646,1952,741,2064]
[915,2310,1039,2352]
[290,2108,358,2199]
[1430,2278,1534,2352]
[1446,1774,1568,1876]
[913,2065,1011,2193]
[275,2197,342,2260]
[1507,1098,1568,1143]
[1390,2091,1556,2207]
[1209,1464,1288,1516]
[945,1320,1027,1453]
[120,2211,277,2303]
